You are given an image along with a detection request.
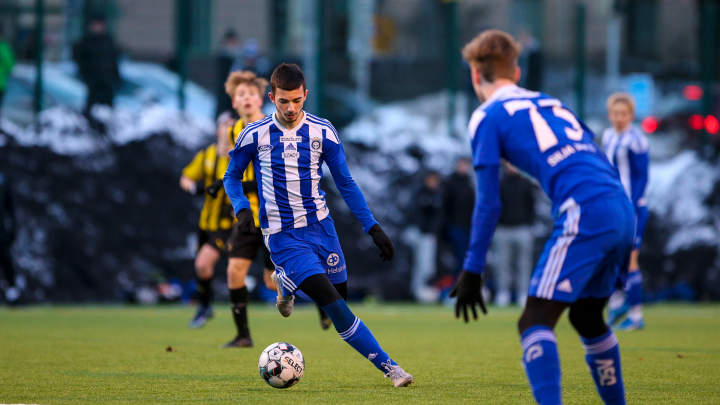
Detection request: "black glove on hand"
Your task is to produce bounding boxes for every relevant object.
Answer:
[368,223,394,262]
[206,179,224,198]
[450,270,488,322]
[188,182,204,195]
[235,209,258,235]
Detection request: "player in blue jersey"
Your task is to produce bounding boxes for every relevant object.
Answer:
[602,93,650,331]
[452,30,634,404]
[223,63,413,387]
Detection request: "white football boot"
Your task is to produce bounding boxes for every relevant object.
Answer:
[383,363,414,387]
[270,271,294,317]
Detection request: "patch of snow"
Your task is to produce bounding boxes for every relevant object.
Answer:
[647,151,715,226]
[665,225,717,255]
[0,105,213,156]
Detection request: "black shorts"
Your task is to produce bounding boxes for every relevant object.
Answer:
[197,229,210,252]
[206,226,272,267]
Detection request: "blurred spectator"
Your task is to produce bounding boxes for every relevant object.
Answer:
[239,39,270,76]
[492,162,536,307]
[73,14,120,116]
[215,29,243,118]
[517,29,543,92]
[409,171,443,303]
[0,171,18,305]
[0,25,16,116]
[443,158,475,277]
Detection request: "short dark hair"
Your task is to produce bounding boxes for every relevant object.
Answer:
[270,63,306,93]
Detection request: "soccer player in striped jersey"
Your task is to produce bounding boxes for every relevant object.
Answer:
[225,71,334,335]
[223,63,413,387]
[602,93,650,331]
[455,30,633,404]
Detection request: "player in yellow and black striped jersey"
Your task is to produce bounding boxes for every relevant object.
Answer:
[215,71,275,348]
[181,103,272,343]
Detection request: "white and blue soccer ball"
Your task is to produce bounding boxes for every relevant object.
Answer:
[258,342,305,388]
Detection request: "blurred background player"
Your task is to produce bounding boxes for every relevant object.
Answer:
[224,63,413,387]
[492,161,536,307]
[0,170,18,305]
[220,71,273,347]
[180,112,236,329]
[602,93,650,331]
[453,30,634,404]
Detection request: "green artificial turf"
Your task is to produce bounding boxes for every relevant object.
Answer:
[1,303,718,404]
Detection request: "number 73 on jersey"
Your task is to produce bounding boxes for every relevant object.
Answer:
[504,98,586,152]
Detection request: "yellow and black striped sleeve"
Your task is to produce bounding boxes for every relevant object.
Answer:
[182,149,206,182]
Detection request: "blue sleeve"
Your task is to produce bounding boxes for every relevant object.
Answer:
[469,110,502,166]
[224,135,256,216]
[628,149,649,208]
[321,131,347,167]
[328,162,379,234]
[463,165,502,274]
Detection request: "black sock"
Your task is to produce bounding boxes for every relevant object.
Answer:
[197,277,213,307]
[230,287,249,338]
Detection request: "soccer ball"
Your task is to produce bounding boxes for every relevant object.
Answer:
[258,342,305,388]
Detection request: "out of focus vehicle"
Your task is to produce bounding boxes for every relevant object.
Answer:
[637,83,720,154]
[116,61,216,122]
[1,64,86,125]
[1,60,217,126]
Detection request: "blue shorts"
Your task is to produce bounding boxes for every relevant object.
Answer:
[528,195,635,303]
[264,217,347,297]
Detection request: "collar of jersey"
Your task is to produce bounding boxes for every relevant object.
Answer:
[272,111,307,134]
[479,84,520,111]
[616,124,638,137]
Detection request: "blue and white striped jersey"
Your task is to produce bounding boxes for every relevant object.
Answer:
[224,112,377,235]
[601,125,649,208]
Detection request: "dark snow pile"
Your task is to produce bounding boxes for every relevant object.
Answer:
[0,107,213,302]
[329,93,473,299]
[643,150,720,299]
[3,92,720,303]
[342,92,471,221]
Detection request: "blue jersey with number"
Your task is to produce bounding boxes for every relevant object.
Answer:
[469,85,624,212]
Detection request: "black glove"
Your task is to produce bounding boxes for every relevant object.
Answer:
[187,182,204,195]
[368,223,394,262]
[450,270,488,322]
[206,179,224,198]
[235,209,258,235]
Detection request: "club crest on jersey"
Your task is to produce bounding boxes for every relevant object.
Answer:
[311,140,321,150]
[327,253,340,266]
[258,144,273,152]
[282,143,299,159]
